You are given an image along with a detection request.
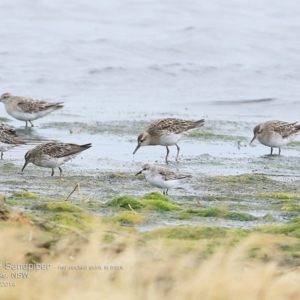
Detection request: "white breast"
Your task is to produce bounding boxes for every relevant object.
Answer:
[6,106,57,121]
[34,154,79,168]
[145,173,180,189]
[159,132,183,146]
[0,141,16,152]
[258,132,290,148]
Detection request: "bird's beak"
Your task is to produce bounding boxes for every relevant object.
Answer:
[133,143,141,155]
[249,135,256,145]
[135,170,143,176]
[21,161,28,172]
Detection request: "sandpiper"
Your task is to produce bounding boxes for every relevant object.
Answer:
[250,120,300,155]
[0,123,17,137]
[0,124,25,159]
[135,163,192,195]
[133,118,205,163]
[21,142,92,176]
[0,93,64,127]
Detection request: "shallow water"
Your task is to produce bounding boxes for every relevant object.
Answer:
[1,0,300,231]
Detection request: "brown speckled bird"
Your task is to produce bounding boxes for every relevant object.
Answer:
[133,118,205,163]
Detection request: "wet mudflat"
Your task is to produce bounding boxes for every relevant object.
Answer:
[1,117,300,232]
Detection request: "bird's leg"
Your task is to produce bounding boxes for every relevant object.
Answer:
[163,190,166,195]
[270,147,273,155]
[175,143,180,161]
[0,152,3,160]
[51,169,54,176]
[59,167,62,177]
[25,121,28,127]
[165,189,168,195]
[165,146,170,164]
[279,148,281,155]
[29,120,34,127]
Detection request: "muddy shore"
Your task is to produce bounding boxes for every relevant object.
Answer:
[1,118,300,232]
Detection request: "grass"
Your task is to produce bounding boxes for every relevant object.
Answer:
[106,195,145,209]
[111,211,146,225]
[143,225,248,240]
[1,202,300,299]
[254,216,300,238]
[179,208,257,221]
[1,217,300,299]
[10,190,39,199]
[106,193,181,211]
[33,202,84,212]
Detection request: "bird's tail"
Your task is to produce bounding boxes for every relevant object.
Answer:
[187,119,205,130]
[80,143,92,150]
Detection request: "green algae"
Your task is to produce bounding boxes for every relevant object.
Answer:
[0,117,11,122]
[31,202,95,235]
[40,120,146,135]
[288,141,300,147]
[141,192,170,202]
[109,172,128,179]
[106,195,145,209]
[254,225,300,238]
[10,190,38,199]
[291,217,300,223]
[33,202,84,213]
[49,212,94,235]
[189,130,247,142]
[41,121,106,134]
[254,217,300,238]
[112,211,146,225]
[214,173,272,184]
[257,193,300,200]
[204,195,230,201]
[179,208,257,221]
[141,192,181,211]
[2,163,16,169]
[143,225,248,240]
[262,214,276,221]
[142,200,181,211]
[106,193,181,212]
[5,199,28,206]
[281,205,300,212]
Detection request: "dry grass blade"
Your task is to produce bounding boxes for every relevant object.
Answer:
[65,183,90,202]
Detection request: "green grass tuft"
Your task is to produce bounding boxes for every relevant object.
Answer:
[143,225,248,240]
[254,217,300,238]
[112,211,146,225]
[257,193,300,200]
[141,192,170,202]
[10,190,38,199]
[106,195,145,209]
[180,208,257,221]
[215,174,272,184]
[141,193,181,211]
[33,202,84,213]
